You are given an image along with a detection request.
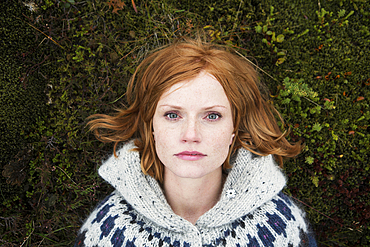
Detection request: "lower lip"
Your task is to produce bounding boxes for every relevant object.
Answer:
[175,154,206,161]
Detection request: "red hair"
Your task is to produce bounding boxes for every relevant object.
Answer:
[87,38,301,183]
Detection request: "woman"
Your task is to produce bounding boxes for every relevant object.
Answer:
[74,38,317,246]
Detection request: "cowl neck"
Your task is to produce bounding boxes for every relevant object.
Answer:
[98,141,286,232]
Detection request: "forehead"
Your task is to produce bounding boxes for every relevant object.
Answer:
[158,73,230,107]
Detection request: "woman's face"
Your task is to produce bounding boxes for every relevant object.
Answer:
[152,72,235,181]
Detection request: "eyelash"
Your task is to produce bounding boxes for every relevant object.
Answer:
[164,111,222,121]
[206,112,222,121]
[164,112,180,120]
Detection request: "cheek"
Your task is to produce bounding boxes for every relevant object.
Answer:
[209,130,234,153]
[153,129,171,160]
[213,123,234,143]
[153,130,164,147]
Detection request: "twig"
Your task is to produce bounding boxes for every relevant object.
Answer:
[290,195,362,233]
[21,54,49,88]
[303,96,322,108]
[20,222,34,247]
[131,0,138,13]
[119,42,142,61]
[16,15,65,49]
[234,50,277,81]
[234,0,243,29]
[55,166,77,185]
[37,238,44,247]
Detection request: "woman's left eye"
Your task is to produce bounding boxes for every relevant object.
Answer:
[206,113,221,120]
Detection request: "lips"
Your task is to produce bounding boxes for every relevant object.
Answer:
[174,151,206,161]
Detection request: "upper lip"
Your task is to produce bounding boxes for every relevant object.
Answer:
[175,151,206,156]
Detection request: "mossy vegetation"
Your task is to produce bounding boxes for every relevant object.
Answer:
[1,0,369,246]
[0,0,50,221]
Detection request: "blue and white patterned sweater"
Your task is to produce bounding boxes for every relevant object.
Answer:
[74,142,317,247]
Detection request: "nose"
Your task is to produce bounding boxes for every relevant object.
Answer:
[181,118,201,143]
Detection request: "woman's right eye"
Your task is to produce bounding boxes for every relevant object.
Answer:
[165,112,179,120]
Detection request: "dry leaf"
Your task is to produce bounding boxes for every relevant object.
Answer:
[107,0,126,14]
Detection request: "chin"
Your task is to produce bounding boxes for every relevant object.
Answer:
[165,164,222,181]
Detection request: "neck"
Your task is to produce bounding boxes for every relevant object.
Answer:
[163,168,224,225]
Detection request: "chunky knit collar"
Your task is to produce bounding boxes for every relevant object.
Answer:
[98,141,286,233]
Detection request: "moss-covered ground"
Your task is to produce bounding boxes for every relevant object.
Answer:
[1,0,369,246]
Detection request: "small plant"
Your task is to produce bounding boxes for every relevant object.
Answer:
[72,45,95,62]
[254,6,288,65]
[279,77,318,104]
[41,0,54,10]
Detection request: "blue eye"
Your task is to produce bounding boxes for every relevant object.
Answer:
[207,113,221,120]
[165,112,179,119]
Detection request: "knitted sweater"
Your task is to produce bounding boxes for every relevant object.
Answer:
[74,141,317,247]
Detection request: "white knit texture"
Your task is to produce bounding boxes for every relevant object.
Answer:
[75,141,316,247]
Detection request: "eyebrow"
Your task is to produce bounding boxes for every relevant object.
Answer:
[158,104,227,110]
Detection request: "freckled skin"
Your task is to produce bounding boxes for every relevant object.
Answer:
[152,72,235,181]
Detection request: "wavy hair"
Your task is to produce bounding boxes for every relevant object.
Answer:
[87,37,301,183]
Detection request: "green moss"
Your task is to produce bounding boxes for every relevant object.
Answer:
[1,0,369,245]
[0,2,46,168]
